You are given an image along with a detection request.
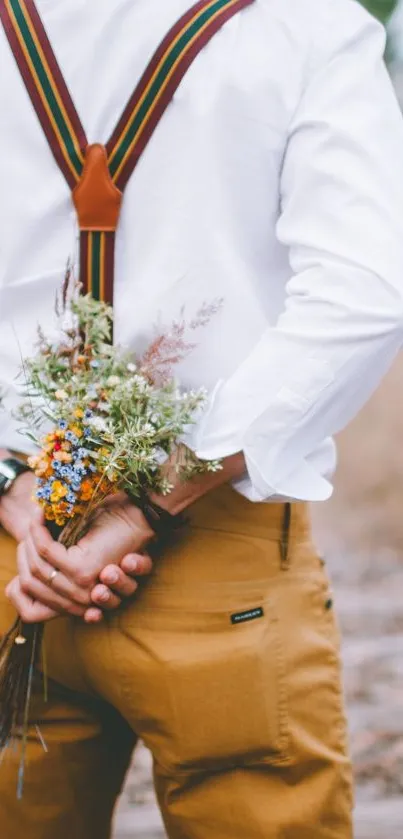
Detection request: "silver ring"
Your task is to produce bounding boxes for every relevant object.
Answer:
[48,569,59,587]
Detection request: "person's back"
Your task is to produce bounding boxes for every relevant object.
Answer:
[1,0,403,836]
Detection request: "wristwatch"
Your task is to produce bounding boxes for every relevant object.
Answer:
[0,457,31,497]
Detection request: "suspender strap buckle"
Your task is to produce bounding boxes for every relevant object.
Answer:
[73,144,123,232]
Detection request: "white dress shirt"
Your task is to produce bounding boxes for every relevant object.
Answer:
[1,0,403,502]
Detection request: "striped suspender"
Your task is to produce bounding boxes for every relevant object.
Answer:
[1,0,254,310]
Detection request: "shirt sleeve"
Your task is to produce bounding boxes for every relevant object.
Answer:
[190,1,403,501]
[0,322,36,456]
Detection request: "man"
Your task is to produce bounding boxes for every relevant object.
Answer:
[1,0,403,836]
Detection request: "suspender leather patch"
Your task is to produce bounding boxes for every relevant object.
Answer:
[231,607,264,625]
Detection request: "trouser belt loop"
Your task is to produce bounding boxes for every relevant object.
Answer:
[280,502,292,569]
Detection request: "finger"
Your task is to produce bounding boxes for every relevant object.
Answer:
[120,553,153,577]
[29,537,101,588]
[20,533,58,586]
[29,515,69,570]
[17,543,86,617]
[90,584,122,611]
[83,607,104,624]
[99,565,139,597]
[5,577,58,624]
[23,534,92,608]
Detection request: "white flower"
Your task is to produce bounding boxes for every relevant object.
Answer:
[127,362,137,373]
[107,375,120,387]
[130,375,149,393]
[98,401,111,413]
[85,387,98,400]
[88,416,108,432]
[55,389,68,401]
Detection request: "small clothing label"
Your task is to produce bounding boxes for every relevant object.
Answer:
[231,607,264,625]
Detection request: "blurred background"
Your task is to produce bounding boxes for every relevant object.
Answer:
[113,3,403,837]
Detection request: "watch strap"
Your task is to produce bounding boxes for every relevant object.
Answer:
[0,457,31,496]
[139,495,187,545]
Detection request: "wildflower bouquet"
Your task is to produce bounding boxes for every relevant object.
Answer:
[0,279,220,793]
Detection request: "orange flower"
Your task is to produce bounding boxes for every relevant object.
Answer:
[79,480,94,501]
[99,479,114,495]
[28,455,40,470]
[53,451,72,463]
[36,458,51,477]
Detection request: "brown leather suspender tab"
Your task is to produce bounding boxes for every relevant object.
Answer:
[73,145,123,233]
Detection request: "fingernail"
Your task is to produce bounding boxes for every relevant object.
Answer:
[104,570,118,584]
[125,558,138,573]
[98,588,110,603]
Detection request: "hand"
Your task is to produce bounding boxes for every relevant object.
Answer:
[90,552,153,619]
[95,451,247,595]
[150,450,246,515]
[6,547,153,624]
[13,500,154,623]
[0,469,38,542]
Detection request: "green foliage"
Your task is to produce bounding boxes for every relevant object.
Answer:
[360,0,399,24]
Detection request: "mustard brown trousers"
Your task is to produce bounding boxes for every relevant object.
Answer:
[0,485,353,838]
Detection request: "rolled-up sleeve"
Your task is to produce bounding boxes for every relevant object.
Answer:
[192,1,403,501]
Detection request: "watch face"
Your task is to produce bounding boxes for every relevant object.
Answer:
[0,472,10,495]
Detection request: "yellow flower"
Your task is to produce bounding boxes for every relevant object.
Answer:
[55,390,68,401]
[50,480,68,502]
[74,408,84,419]
[70,425,83,438]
